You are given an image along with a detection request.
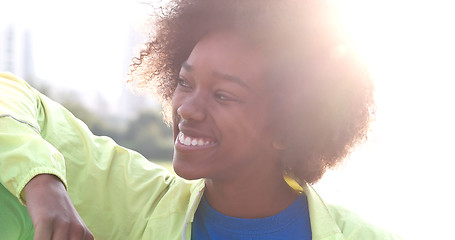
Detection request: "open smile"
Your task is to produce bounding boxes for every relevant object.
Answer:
[175,132,218,149]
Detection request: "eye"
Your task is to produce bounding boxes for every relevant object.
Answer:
[177,77,191,89]
[215,93,229,101]
[214,91,238,102]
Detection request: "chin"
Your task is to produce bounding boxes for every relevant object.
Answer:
[172,155,205,180]
[174,167,205,181]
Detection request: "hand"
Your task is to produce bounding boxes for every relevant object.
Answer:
[25,174,94,240]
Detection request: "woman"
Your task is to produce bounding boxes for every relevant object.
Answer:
[0,0,400,239]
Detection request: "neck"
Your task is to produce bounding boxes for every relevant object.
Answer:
[204,169,299,218]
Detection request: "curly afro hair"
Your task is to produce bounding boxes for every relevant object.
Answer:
[128,0,375,184]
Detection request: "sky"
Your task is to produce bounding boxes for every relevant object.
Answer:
[2,0,455,239]
[0,0,149,101]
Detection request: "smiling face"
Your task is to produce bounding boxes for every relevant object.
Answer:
[172,31,282,181]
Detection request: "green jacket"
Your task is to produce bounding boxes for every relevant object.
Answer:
[0,73,402,239]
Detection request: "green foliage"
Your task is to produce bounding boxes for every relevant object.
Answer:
[117,111,174,160]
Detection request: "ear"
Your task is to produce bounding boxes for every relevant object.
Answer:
[272,139,286,150]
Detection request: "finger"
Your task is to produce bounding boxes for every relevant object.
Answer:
[52,220,73,240]
[67,225,84,240]
[33,221,54,240]
[84,229,95,240]
[66,221,93,240]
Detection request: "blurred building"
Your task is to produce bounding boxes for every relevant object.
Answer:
[0,24,34,81]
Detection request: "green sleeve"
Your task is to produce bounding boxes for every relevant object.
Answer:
[0,72,189,239]
[0,73,67,204]
[327,204,404,240]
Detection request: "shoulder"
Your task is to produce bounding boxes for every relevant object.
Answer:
[327,204,404,240]
[0,72,37,94]
[0,73,43,131]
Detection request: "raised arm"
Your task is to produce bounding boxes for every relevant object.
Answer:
[0,73,187,239]
[0,73,93,239]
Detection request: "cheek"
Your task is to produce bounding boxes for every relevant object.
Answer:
[219,105,272,140]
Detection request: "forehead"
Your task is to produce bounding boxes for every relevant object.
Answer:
[184,31,267,84]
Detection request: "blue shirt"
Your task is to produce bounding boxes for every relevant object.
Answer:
[191,194,312,240]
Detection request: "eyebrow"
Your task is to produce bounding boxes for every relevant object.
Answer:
[181,61,250,90]
[212,72,250,90]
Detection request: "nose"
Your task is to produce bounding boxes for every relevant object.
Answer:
[176,92,207,122]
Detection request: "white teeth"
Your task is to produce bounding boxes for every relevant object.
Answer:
[179,133,184,143]
[178,132,214,147]
[184,137,191,145]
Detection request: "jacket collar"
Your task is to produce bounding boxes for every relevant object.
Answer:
[182,180,345,240]
[182,180,205,240]
[302,183,345,240]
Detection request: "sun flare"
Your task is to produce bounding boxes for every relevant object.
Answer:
[315,1,455,239]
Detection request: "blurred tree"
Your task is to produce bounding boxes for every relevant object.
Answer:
[119,110,174,160]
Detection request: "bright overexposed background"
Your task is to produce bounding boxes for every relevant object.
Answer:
[0,0,154,116]
[316,1,455,239]
[1,0,454,239]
